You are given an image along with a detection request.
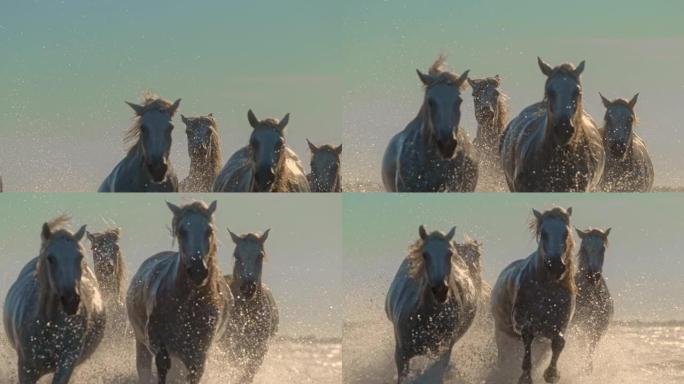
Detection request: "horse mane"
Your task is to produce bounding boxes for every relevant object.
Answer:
[424,54,467,89]
[529,208,576,293]
[124,94,177,154]
[406,232,458,279]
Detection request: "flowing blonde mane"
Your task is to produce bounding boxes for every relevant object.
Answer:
[423,54,468,89]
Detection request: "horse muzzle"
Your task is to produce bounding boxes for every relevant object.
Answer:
[437,137,458,159]
[60,293,81,315]
[146,160,169,182]
[254,169,276,191]
[186,264,209,286]
[239,282,257,300]
[545,257,567,280]
[431,283,449,303]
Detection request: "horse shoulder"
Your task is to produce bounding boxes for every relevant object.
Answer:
[214,147,253,192]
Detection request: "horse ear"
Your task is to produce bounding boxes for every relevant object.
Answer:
[628,93,639,109]
[126,101,145,116]
[418,225,428,240]
[566,207,573,216]
[41,222,52,242]
[86,231,95,243]
[532,209,543,221]
[604,227,612,237]
[457,70,470,89]
[334,144,343,155]
[169,99,181,116]
[494,74,502,86]
[181,114,190,126]
[574,60,586,76]
[599,92,611,108]
[278,113,290,130]
[416,69,432,86]
[260,228,270,243]
[207,200,217,215]
[446,226,457,241]
[112,227,121,238]
[166,201,182,216]
[227,228,241,244]
[575,227,588,239]
[247,109,259,128]
[537,57,553,77]
[307,139,318,153]
[74,225,87,242]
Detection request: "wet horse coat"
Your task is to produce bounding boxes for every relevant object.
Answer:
[306,139,342,192]
[179,114,222,192]
[3,217,106,384]
[386,226,483,383]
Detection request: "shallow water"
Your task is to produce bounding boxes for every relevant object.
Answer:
[0,330,341,383]
[344,314,684,384]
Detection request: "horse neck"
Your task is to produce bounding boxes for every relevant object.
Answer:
[310,168,340,192]
[188,142,221,182]
[35,259,61,320]
[543,101,585,150]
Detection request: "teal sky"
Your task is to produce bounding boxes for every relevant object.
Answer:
[0,1,343,191]
[343,193,684,322]
[0,194,342,337]
[341,0,684,187]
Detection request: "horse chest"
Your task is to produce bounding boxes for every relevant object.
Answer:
[575,283,612,326]
[161,297,220,347]
[603,153,647,191]
[230,301,272,343]
[404,301,459,353]
[514,282,573,335]
[400,149,461,191]
[25,316,87,363]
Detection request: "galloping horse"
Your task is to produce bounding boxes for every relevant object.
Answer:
[386,225,483,383]
[222,229,279,383]
[213,110,310,192]
[99,95,180,192]
[306,139,342,192]
[3,216,106,383]
[491,207,576,384]
[382,55,478,192]
[598,93,654,191]
[500,58,604,191]
[87,227,125,306]
[126,200,232,383]
[179,114,222,192]
[573,227,613,370]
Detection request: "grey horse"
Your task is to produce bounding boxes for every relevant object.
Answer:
[469,75,509,169]
[500,58,605,191]
[491,207,576,384]
[213,110,310,192]
[598,93,654,192]
[386,225,483,383]
[221,229,279,383]
[99,96,180,192]
[573,227,613,371]
[87,227,125,307]
[306,139,342,192]
[126,200,232,383]
[179,113,222,192]
[3,216,106,384]
[382,55,478,192]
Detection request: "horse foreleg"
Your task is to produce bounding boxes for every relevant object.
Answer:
[136,341,154,384]
[543,334,564,383]
[434,344,454,381]
[51,355,77,384]
[17,358,40,384]
[394,344,409,384]
[155,347,171,384]
[518,329,533,384]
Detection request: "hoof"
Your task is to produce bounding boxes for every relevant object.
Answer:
[543,367,560,383]
[518,372,533,384]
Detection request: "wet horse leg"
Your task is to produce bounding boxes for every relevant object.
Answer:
[543,334,564,383]
[17,358,41,384]
[434,344,454,381]
[155,347,171,384]
[136,341,154,383]
[182,352,208,384]
[51,354,78,384]
[518,329,533,384]
[394,344,409,384]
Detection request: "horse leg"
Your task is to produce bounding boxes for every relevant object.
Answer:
[586,332,599,372]
[394,344,409,384]
[136,340,154,384]
[181,350,208,384]
[17,358,41,384]
[543,334,564,383]
[51,355,77,384]
[518,329,533,384]
[435,344,454,381]
[155,347,171,384]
